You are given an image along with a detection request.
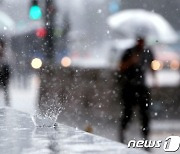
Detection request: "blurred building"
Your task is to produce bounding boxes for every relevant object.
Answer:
[0,0,180,69]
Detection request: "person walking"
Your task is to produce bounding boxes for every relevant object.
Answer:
[0,39,11,105]
[119,37,156,143]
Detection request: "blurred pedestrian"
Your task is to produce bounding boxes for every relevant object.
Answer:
[0,39,11,105]
[118,37,156,143]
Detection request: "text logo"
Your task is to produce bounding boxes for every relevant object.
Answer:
[164,136,180,152]
[128,140,162,148]
[128,136,180,152]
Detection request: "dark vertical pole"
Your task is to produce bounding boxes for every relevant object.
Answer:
[45,0,55,64]
[38,0,56,111]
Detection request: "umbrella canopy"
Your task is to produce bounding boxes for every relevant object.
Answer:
[0,11,15,36]
[107,9,178,44]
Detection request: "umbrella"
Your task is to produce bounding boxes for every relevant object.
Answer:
[107,9,178,44]
[0,11,15,36]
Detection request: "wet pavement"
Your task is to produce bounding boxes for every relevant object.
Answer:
[0,107,148,154]
[0,74,180,154]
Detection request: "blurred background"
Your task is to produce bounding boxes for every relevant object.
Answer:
[0,0,180,153]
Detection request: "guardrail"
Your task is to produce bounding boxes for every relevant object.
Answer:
[39,66,180,120]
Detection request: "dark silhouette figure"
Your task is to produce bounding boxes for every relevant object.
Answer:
[0,39,10,105]
[119,38,155,143]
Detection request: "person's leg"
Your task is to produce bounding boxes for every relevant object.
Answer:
[120,105,133,143]
[139,103,151,152]
[138,87,151,140]
[3,80,10,106]
[140,107,150,139]
[120,87,135,143]
[2,65,10,106]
